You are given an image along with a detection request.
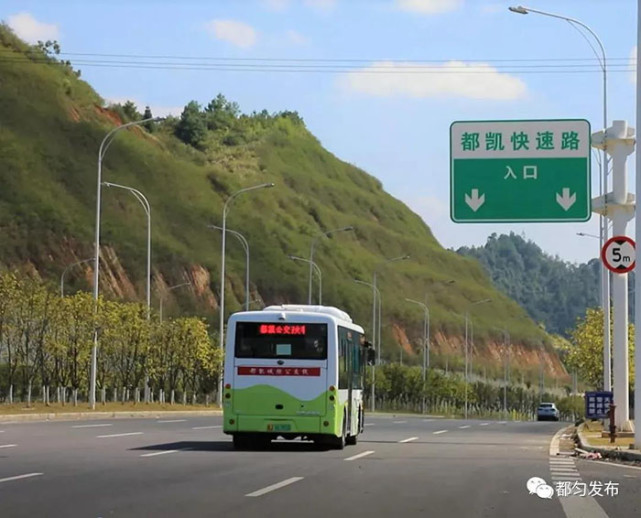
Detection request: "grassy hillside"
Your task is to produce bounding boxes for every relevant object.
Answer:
[0,25,559,368]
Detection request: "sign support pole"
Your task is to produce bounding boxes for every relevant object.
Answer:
[594,120,635,431]
[635,0,641,446]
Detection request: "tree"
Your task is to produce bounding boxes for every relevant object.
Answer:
[143,106,154,132]
[564,307,635,389]
[175,101,207,149]
[122,101,141,122]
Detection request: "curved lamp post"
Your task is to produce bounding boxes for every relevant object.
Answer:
[60,258,93,297]
[290,255,322,304]
[209,225,250,311]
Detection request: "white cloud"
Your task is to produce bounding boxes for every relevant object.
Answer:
[7,12,59,44]
[340,61,527,100]
[263,0,290,10]
[630,46,637,84]
[205,19,257,48]
[304,0,337,12]
[395,0,462,14]
[286,30,310,45]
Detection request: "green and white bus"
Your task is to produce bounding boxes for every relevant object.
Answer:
[222,304,374,450]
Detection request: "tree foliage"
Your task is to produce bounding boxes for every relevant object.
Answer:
[561,307,635,389]
[0,272,221,405]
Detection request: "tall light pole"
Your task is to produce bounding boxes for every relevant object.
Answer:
[208,225,250,311]
[160,282,191,323]
[218,183,274,406]
[509,5,611,393]
[308,226,354,304]
[102,182,152,317]
[60,258,93,297]
[405,298,429,413]
[463,299,491,419]
[354,278,381,412]
[91,116,161,409]
[290,256,322,304]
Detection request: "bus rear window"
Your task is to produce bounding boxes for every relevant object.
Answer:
[234,322,328,359]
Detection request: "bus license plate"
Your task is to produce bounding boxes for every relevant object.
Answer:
[274,424,291,432]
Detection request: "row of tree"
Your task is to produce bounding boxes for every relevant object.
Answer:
[363,363,584,420]
[0,272,221,405]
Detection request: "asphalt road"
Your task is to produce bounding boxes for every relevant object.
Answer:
[0,414,639,518]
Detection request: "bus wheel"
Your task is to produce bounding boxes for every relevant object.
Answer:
[232,434,251,450]
[334,415,347,450]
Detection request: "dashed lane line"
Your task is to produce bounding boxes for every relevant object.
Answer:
[192,425,221,430]
[0,444,17,449]
[459,425,471,429]
[364,423,375,427]
[344,450,375,461]
[393,421,407,424]
[399,437,418,443]
[72,424,113,429]
[0,473,43,484]
[422,419,434,422]
[96,432,143,439]
[140,450,180,458]
[246,477,304,497]
[433,430,448,435]
[157,419,187,424]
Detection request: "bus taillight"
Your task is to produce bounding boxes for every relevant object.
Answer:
[225,383,231,389]
[329,385,335,392]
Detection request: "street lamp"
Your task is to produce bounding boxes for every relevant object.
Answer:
[289,256,322,304]
[60,258,93,297]
[354,278,381,412]
[90,115,162,410]
[218,182,275,406]
[102,182,152,317]
[463,298,491,419]
[208,225,250,311]
[405,298,429,413]
[576,232,600,240]
[509,4,611,393]
[308,226,354,304]
[160,282,191,323]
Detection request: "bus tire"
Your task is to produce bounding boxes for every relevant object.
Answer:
[333,414,347,450]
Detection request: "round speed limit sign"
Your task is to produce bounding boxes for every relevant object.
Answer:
[601,236,636,274]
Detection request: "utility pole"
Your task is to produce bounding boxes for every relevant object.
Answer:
[593,120,635,431]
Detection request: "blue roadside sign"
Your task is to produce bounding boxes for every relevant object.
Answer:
[585,391,613,419]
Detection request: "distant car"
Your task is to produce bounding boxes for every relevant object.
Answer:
[537,402,560,421]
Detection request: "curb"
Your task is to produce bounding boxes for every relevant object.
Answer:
[0,410,222,423]
[576,425,641,462]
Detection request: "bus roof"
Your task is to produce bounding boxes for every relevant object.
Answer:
[262,304,353,323]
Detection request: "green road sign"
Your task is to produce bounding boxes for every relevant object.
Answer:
[450,119,591,223]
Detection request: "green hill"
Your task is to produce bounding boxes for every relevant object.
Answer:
[0,25,565,376]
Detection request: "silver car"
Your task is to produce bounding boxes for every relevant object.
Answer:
[537,402,560,421]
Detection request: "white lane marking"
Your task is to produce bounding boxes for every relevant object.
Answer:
[498,421,507,424]
[96,432,143,439]
[246,477,304,497]
[344,450,375,461]
[399,437,419,443]
[459,425,471,429]
[480,423,489,426]
[364,423,375,427]
[157,419,187,423]
[72,424,113,429]
[0,444,17,449]
[0,421,19,425]
[433,430,448,435]
[393,421,407,424]
[192,425,221,430]
[422,419,434,422]
[583,459,641,471]
[140,449,179,458]
[0,473,43,484]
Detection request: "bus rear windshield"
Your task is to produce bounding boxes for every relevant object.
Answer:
[234,322,328,360]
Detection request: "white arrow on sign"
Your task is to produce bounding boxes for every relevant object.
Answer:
[465,189,485,212]
[556,188,576,211]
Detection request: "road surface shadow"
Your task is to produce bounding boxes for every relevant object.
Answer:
[132,440,333,453]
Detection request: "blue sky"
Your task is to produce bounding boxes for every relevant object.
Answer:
[3,0,639,263]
